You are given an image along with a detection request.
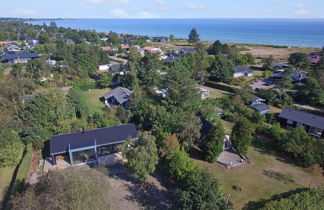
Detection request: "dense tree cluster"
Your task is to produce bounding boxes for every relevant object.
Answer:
[245,188,324,210]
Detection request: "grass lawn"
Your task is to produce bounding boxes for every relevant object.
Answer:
[269,105,283,114]
[201,86,232,99]
[81,88,111,114]
[193,141,324,210]
[220,120,234,134]
[0,167,15,205]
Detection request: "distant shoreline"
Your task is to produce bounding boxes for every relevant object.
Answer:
[23,18,324,48]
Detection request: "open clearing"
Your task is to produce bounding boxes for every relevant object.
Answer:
[193,144,324,210]
[201,85,232,99]
[81,88,111,114]
[241,46,317,61]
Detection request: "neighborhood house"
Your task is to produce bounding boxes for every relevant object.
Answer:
[50,124,137,165]
[233,66,253,78]
[279,108,324,138]
[102,87,132,108]
[1,52,39,64]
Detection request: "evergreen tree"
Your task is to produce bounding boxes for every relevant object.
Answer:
[188,28,200,44]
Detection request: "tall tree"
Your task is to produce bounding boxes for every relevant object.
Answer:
[202,122,225,162]
[193,42,209,85]
[211,54,235,82]
[120,131,159,183]
[288,52,310,69]
[169,34,175,42]
[188,28,200,44]
[231,117,253,155]
[177,114,202,150]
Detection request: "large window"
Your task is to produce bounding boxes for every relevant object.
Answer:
[309,127,323,137]
[71,149,96,164]
[97,144,119,156]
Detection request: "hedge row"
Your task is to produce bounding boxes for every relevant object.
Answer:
[204,81,239,93]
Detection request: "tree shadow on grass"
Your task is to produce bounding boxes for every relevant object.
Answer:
[106,163,179,210]
[262,169,295,184]
[124,182,177,210]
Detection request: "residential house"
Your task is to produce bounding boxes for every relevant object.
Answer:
[249,103,270,115]
[270,71,307,84]
[50,124,137,165]
[178,48,195,55]
[150,36,170,42]
[274,63,290,70]
[1,52,39,64]
[154,88,168,98]
[5,43,20,52]
[279,108,324,138]
[46,59,57,67]
[308,55,321,64]
[164,55,181,63]
[97,64,121,72]
[233,66,253,78]
[143,46,162,54]
[26,38,40,46]
[249,96,270,114]
[64,38,75,45]
[121,44,130,51]
[200,115,231,150]
[102,87,132,108]
[101,46,112,52]
[198,87,209,99]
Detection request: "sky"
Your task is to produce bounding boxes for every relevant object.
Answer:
[1,0,323,19]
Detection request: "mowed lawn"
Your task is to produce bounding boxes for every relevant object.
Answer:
[0,167,15,205]
[201,86,233,99]
[193,143,324,210]
[81,88,111,114]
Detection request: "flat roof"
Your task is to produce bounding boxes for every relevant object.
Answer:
[279,108,324,130]
[50,123,137,155]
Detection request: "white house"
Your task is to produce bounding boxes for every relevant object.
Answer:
[233,66,253,78]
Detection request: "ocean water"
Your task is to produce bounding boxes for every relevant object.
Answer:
[29,18,324,48]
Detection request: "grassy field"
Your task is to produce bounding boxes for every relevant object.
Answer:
[193,137,324,210]
[201,86,232,99]
[220,119,234,134]
[0,167,15,205]
[81,88,111,114]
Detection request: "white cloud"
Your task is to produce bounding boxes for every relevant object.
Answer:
[108,9,159,18]
[296,3,306,9]
[86,0,129,5]
[294,3,314,17]
[109,9,130,18]
[187,2,206,10]
[157,0,166,6]
[12,8,38,17]
[265,9,274,15]
[137,12,160,18]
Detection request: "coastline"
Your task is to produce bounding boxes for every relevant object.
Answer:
[25,18,324,48]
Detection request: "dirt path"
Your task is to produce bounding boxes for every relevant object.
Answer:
[293,103,324,113]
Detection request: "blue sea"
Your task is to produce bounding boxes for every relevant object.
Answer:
[28,19,324,48]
